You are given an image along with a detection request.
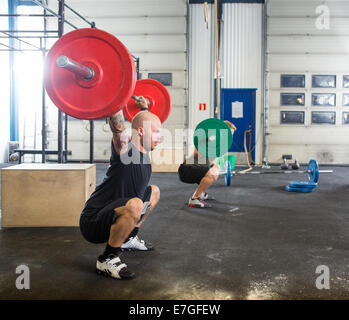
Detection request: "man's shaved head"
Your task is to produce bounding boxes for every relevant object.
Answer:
[132,111,160,130]
[131,111,162,152]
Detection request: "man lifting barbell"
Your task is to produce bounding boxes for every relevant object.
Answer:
[43,28,172,279]
[79,98,162,280]
[178,121,236,208]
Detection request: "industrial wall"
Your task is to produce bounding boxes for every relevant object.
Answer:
[45,0,188,166]
[221,3,263,164]
[267,0,349,164]
[188,2,264,164]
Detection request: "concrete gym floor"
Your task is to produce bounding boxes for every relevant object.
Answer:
[0,163,348,300]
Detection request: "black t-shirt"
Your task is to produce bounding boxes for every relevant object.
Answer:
[82,141,152,215]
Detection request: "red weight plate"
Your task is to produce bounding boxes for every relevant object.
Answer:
[44,28,137,120]
[123,79,171,123]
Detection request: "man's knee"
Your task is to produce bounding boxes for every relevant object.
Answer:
[125,197,143,222]
[151,185,160,201]
[205,167,219,182]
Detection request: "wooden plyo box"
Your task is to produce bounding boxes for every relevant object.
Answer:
[1,164,96,227]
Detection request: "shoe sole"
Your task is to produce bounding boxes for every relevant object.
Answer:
[188,204,211,208]
[96,268,135,280]
[120,247,153,252]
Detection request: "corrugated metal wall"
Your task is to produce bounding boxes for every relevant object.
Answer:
[267,0,349,164]
[45,0,188,161]
[221,3,263,164]
[188,2,263,164]
[188,3,214,135]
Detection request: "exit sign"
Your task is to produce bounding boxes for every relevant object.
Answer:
[199,103,206,111]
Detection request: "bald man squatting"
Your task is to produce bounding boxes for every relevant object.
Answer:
[79,97,162,280]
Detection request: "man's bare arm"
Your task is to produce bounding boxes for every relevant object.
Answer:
[108,111,128,154]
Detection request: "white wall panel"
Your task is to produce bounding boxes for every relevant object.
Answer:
[268,0,349,164]
[269,18,349,36]
[270,0,349,17]
[269,36,349,54]
[65,0,187,18]
[221,3,263,164]
[188,4,214,136]
[133,53,186,71]
[269,54,349,73]
[117,35,186,53]
[68,17,187,35]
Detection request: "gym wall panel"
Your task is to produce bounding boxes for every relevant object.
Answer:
[44,0,188,162]
[269,36,349,54]
[267,0,349,164]
[63,0,187,18]
[269,0,349,17]
[221,3,263,164]
[269,54,349,72]
[71,17,187,35]
[268,144,348,164]
[117,35,186,53]
[188,2,264,164]
[269,18,349,35]
[188,3,214,141]
[131,53,186,71]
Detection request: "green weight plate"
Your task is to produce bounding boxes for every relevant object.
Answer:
[193,118,233,158]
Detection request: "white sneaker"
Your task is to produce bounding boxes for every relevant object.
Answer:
[96,254,135,279]
[188,197,212,208]
[121,236,153,251]
[199,192,214,201]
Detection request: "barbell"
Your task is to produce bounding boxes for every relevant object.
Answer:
[44,28,171,122]
[222,159,333,187]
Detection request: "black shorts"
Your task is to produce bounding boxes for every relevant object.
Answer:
[79,186,152,244]
[178,164,211,185]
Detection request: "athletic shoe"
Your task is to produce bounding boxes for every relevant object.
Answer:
[121,236,153,251]
[96,254,135,279]
[188,197,212,208]
[199,192,214,201]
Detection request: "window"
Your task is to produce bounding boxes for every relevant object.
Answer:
[343,94,349,106]
[281,75,305,88]
[311,112,336,124]
[312,93,336,107]
[343,75,349,88]
[280,111,305,124]
[343,112,349,124]
[281,93,305,106]
[312,75,336,88]
[148,73,172,86]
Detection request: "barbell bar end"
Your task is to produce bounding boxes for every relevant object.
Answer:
[132,95,150,106]
[56,55,94,81]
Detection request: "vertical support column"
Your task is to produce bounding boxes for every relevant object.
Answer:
[41,2,48,163]
[136,57,140,80]
[89,120,94,163]
[8,0,18,142]
[41,49,47,163]
[214,0,220,119]
[262,0,270,167]
[64,113,68,162]
[57,0,65,163]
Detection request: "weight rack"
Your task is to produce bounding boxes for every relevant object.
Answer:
[1,0,140,164]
